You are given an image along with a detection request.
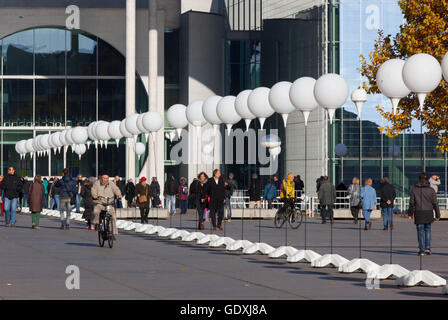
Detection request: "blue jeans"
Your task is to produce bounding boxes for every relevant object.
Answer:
[180,199,188,214]
[60,198,71,226]
[225,197,232,219]
[22,194,29,207]
[381,207,393,228]
[75,194,81,212]
[165,195,176,215]
[362,209,372,226]
[50,194,60,210]
[417,224,431,251]
[42,194,48,209]
[4,198,18,225]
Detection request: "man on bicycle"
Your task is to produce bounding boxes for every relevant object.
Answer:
[92,174,122,238]
[280,174,296,213]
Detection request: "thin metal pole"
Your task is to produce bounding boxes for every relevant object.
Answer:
[390,220,393,264]
[258,206,261,243]
[241,201,244,239]
[285,210,288,246]
[304,124,307,250]
[330,217,333,254]
[359,218,362,258]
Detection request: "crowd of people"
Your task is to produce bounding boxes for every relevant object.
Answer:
[0,165,442,254]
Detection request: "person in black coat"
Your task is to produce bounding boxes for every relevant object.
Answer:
[196,172,209,230]
[378,177,396,230]
[408,173,441,255]
[125,179,136,208]
[248,173,262,208]
[206,169,226,230]
[0,166,23,227]
[81,177,95,230]
[150,177,161,208]
[188,178,199,209]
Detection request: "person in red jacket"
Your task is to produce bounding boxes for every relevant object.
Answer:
[178,177,189,214]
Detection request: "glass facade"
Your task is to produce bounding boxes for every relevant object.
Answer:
[0,27,149,178]
[333,0,446,197]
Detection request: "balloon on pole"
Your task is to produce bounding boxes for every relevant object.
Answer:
[235,90,256,131]
[202,95,223,133]
[217,96,242,134]
[314,73,349,124]
[108,120,123,147]
[247,87,275,130]
[289,77,319,127]
[74,144,87,160]
[167,104,189,138]
[142,111,163,141]
[351,88,368,119]
[268,81,296,127]
[134,142,146,160]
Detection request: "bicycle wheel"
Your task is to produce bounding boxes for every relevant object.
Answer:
[288,209,303,229]
[107,217,114,248]
[274,211,286,228]
[98,224,105,247]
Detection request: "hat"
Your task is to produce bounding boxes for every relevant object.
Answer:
[287,174,295,180]
[140,177,147,182]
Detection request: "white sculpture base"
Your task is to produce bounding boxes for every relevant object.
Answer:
[158,228,178,237]
[226,240,254,251]
[311,254,349,268]
[268,246,299,259]
[124,223,138,231]
[182,232,205,242]
[170,230,190,240]
[243,243,276,255]
[75,215,85,222]
[144,225,165,235]
[135,224,153,233]
[118,221,133,230]
[209,237,236,248]
[396,270,447,287]
[286,250,322,263]
[116,220,126,228]
[367,264,410,280]
[197,234,220,245]
[442,285,448,294]
[339,258,380,273]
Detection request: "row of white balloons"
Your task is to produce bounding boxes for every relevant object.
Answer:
[376,52,448,114]
[166,73,350,141]
[15,111,164,160]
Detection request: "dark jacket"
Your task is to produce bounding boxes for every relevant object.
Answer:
[0,173,23,199]
[409,179,440,225]
[248,178,262,201]
[125,182,135,201]
[22,179,32,195]
[318,181,336,205]
[149,181,160,197]
[197,180,209,210]
[274,179,282,191]
[55,175,77,198]
[378,182,396,209]
[164,177,178,196]
[29,182,44,213]
[81,183,95,220]
[225,178,237,199]
[206,176,226,211]
[295,180,304,192]
[50,180,61,196]
[135,182,153,209]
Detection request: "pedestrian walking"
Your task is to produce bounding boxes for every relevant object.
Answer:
[263,178,277,209]
[125,179,135,208]
[164,173,178,215]
[273,176,282,191]
[188,178,199,210]
[0,166,23,227]
[294,175,304,198]
[347,177,362,223]
[248,173,262,208]
[29,175,44,229]
[136,177,153,224]
[361,178,377,230]
[206,169,226,231]
[317,176,336,224]
[42,177,49,208]
[150,177,161,208]
[429,174,441,194]
[49,177,61,211]
[225,172,238,221]
[378,177,396,230]
[54,168,77,230]
[113,176,124,208]
[409,172,441,255]
[196,172,209,230]
[178,177,189,214]
[22,176,31,208]
[75,174,83,213]
[81,177,95,230]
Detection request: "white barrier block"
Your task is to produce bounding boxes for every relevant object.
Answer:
[396,270,447,287]
[116,220,126,228]
[226,240,254,251]
[269,246,299,259]
[286,250,322,263]
[209,237,236,248]
[339,258,380,274]
[118,221,132,229]
[367,264,410,280]
[197,234,220,245]
[158,228,178,237]
[311,254,349,268]
[170,230,190,240]
[145,225,165,235]
[124,222,139,231]
[135,224,153,233]
[442,285,448,294]
[182,232,205,242]
[243,243,276,255]
[75,215,85,222]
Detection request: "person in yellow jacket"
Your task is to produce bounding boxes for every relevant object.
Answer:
[280,174,296,212]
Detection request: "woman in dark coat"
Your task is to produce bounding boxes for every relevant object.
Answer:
[125,179,136,208]
[135,177,153,224]
[29,175,44,229]
[196,172,209,230]
[206,169,226,231]
[149,177,161,208]
[81,177,95,230]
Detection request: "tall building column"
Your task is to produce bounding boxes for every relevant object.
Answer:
[126,0,136,182]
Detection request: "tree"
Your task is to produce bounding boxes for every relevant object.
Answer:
[360,0,448,153]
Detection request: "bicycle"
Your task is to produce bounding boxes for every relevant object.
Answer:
[274,199,303,229]
[97,196,114,248]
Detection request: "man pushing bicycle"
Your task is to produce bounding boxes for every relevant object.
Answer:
[92,174,122,239]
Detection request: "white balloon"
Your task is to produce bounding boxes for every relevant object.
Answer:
[134,142,146,159]
[269,146,281,160]
[108,120,123,146]
[289,77,319,126]
[268,81,296,127]
[314,73,349,124]
[96,121,111,148]
[235,90,256,131]
[25,138,34,154]
[186,100,207,128]
[59,130,68,147]
[202,95,223,126]
[142,111,163,133]
[376,59,411,114]
[137,113,147,133]
[51,132,62,148]
[88,122,98,141]
[65,128,75,146]
[217,96,242,132]
[72,127,89,144]
[350,88,368,118]
[74,144,87,159]
[120,118,133,139]
[40,134,51,151]
[15,140,26,155]
[402,53,442,111]
[247,87,275,129]
[125,113,142,136]
[167,104,188,137]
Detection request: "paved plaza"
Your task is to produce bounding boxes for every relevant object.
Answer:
[0,210,447,300]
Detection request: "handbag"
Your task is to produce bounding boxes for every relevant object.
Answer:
[138,186,149,203]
